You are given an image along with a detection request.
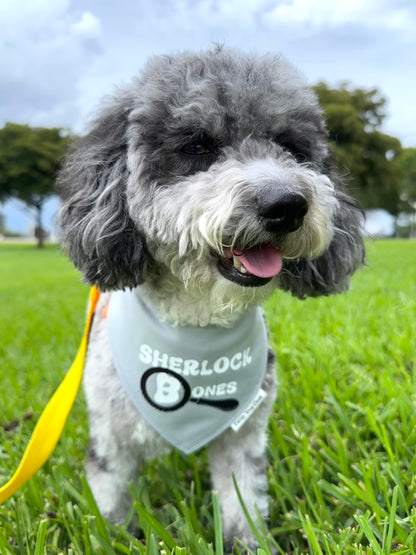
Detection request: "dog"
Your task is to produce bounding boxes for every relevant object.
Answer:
[57,46,364,551]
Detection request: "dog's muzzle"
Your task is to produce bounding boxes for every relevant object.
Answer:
[218,190,308,287]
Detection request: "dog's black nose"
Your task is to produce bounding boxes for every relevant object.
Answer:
[257,189,308,233]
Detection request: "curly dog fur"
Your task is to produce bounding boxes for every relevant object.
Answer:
[57,46,364,550]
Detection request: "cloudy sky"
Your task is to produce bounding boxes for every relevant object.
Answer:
[1,0,415,232]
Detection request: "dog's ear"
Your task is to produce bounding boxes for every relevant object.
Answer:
[278,189,365,298]
[57,92,151,290]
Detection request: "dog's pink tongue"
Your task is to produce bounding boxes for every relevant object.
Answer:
[235,244,283,278]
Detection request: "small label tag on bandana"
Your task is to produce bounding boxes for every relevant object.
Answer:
[107,289,269,454]
[230,388,267,432]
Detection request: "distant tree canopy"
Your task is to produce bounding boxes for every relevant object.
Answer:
[0,123,70,246]
[314,83,403,214]
[398,147,416,212]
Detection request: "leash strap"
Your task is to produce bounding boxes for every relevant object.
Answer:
[0,286,100,504]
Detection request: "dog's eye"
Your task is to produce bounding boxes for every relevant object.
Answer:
[181,135,218,156]
[275,135,308,162]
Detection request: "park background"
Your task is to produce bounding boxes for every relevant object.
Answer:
[0,1,415,553]
[0,0,415,238]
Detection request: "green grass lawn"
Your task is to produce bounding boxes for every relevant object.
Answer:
[0,241,415,554]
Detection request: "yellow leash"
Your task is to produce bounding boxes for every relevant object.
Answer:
[0,286,100,504]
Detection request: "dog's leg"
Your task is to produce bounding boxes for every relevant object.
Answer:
[83,300,171,525]
[207,353,276,551]
[85,394,171,526]
[86,428,141,524]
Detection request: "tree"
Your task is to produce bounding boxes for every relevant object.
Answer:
[0,212,5,235]
[314,83,403,214]
[397,147,416,236]
[398,148,416,210]
[0,123,70,247]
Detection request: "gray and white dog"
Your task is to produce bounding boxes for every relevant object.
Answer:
[57,47,364,550]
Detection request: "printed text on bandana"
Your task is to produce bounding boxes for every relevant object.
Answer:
[139,344,253,409]
[139,344,252,375]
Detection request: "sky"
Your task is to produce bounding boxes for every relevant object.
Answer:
[1,0,415,233]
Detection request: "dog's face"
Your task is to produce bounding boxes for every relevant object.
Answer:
[58,47,364,307]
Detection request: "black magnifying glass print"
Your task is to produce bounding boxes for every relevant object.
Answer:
[141,368,239,412]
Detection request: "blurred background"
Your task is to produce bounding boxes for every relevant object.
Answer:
[1,0,415,244]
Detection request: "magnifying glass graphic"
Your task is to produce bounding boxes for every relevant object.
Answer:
[141,368,239,412]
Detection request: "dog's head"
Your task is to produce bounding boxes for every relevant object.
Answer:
[58,47,364,306]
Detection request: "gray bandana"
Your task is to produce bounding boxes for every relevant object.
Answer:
[107,289,269,454]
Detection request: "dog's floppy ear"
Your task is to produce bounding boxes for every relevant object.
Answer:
[57,92,151,290]
[279,189,365,298]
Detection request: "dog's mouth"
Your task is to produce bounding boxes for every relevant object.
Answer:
[218,244,283,287]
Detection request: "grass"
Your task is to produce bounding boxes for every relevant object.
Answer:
[0,240,415,554]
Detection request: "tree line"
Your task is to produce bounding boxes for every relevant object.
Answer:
[314,83,415,220]
[0,82,415,246]
[0,125,71,247]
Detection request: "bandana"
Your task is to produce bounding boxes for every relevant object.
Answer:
[107,289,269,454]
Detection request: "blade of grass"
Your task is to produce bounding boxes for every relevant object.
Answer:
[33,519,48,555]
[383,485,398,553]
[212,491,223,555]
[134,502,177,550]
[354,512,383,555]
[81,476,112,545]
